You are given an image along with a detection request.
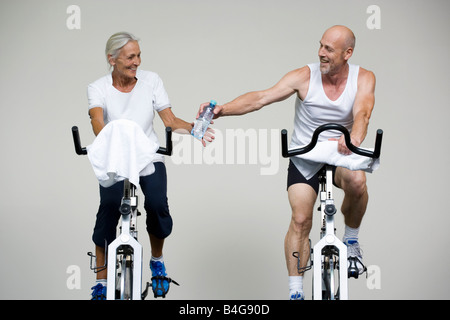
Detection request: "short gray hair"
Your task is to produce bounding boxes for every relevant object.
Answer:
[105,32,139,66]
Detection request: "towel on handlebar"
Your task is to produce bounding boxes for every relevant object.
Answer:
[291,140,380,180]
[86,119,159,188]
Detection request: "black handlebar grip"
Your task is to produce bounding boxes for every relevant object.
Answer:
[373,129,383,159]
[281,129,289,158]
[156,127,173,156]
[71,126,87,155]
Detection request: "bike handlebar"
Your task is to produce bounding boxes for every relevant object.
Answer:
[281,123,383,159]
[156,127,173,156]
[72,126,87,155]
[71,126,173,156]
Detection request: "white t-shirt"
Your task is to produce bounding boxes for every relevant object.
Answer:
[87,70,171,164]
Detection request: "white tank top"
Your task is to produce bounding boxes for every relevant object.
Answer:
[290,62,359,178]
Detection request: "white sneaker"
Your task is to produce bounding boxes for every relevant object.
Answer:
[344,239,367,278]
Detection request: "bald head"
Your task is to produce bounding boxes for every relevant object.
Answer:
[322,25,356,51]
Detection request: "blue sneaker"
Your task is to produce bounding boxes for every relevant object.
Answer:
[290,291,305,300]
[150,261,179,298]
[91,283,107,300]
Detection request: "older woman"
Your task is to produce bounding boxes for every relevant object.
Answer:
[88,32,205,299]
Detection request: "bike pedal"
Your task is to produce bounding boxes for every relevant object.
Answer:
[348,270,359,279]
[150,276,180,298]
[347,257,359,279]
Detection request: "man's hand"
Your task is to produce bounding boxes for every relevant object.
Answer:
[194,102,221,147]
[329,135,360,155]
[197,102,223,119]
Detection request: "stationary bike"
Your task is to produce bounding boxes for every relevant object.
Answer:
[281,123,382,299]
[72,125,174,299]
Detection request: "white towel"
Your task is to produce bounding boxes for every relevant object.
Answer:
[86,119,159,188]
[291,140,380,180]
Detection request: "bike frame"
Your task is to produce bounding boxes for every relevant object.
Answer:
[106,180,143,299]
[313,165,347,300]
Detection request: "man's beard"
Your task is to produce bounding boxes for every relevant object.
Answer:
[320,64,330,75]
[319,59,332,74]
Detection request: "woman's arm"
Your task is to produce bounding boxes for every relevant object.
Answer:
[89,107,105,136]
[158,107,214,147]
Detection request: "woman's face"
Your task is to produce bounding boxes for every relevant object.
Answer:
[109,40,141,79]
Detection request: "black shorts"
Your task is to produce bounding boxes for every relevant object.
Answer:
[287,160,336,194]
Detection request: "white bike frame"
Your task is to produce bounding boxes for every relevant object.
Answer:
[312,166,348,300]
[106,182,143,300]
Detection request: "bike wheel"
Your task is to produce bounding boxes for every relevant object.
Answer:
[322,248,340,300]
[116,252,133,300]
[124,255,133,299]
[322,255,331,299]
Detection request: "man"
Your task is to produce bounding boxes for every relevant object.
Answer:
[199,25,375,299]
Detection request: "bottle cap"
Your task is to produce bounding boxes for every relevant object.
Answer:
[210,100,217,108]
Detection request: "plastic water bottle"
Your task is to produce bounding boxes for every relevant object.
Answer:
[191,100,217,139]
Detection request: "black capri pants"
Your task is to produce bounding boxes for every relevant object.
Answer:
[92,162,172,247]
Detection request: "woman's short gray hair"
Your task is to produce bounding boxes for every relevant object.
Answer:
[105,32,139,66]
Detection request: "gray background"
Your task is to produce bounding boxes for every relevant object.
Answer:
[0,0,449,299]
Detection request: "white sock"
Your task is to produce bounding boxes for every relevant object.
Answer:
[289,276,303,294]
[96,279,107,287]
[343,225,360,243]
[151,255,164,263]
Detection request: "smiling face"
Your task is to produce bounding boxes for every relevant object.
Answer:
[109,40,141,80]
[318,26,354,75]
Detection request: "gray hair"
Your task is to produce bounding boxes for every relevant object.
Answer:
[105,32,139,67]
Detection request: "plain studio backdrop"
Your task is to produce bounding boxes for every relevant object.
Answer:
[0,0,449,299]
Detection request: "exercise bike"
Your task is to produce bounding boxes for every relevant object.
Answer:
[72,125,173,300]
[281,123,382,300]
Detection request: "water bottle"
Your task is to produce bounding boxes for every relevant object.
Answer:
[191,100,217,139]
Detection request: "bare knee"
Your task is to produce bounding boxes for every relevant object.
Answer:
[287,183,316,235]
[340,171,367,198]
[349,174,367,197]
[290,211,313,234]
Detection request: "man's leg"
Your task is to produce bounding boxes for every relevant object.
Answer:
[334,168,368,274]
[334,168,368,231]
[285,183,317,299]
